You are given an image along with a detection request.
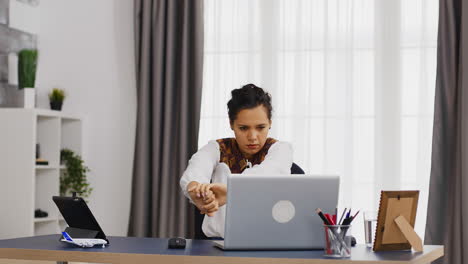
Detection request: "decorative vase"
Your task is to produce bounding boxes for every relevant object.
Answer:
[50,101,62,111]
[23,87,35,108]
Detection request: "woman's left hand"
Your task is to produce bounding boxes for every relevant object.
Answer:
[187,182,218,216]
[207,183,227,207]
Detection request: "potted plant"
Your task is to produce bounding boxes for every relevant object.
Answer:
[48,88,65,111]
[60,149,93,199]
[18,49,38,108]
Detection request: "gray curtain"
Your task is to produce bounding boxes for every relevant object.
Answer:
[425,0,468,263]
[128,0,203,238]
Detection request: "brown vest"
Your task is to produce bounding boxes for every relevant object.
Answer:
[216,138,277,173]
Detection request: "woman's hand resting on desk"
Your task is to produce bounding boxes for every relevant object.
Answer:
[187,181,219,217]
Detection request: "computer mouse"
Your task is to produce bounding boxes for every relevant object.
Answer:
[346,236,357,247]
[168,237,186,249]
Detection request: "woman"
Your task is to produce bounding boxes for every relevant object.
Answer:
[179,84,293,238]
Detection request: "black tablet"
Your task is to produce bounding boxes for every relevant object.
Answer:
[53,196,108,242]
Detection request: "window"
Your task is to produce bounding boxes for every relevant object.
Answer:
[200,0,438,242]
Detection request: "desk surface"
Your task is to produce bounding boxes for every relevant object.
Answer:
[0,235,443,264]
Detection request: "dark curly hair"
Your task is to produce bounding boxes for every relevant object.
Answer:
[227,84,273,123]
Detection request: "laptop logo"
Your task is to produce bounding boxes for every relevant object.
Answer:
[272,200,295,223]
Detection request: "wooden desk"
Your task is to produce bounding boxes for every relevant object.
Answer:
[0,235,443,264]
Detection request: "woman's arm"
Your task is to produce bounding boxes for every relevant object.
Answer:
[243,141,293,174]
[203,141,292,211]
[179,140,220,200]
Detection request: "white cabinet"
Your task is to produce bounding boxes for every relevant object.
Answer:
[0,109,81,239]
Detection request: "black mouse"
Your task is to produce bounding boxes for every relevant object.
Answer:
[168,237,186,249]
[345,236,357,247]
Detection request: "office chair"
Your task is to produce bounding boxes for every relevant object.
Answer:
[290,162,305,174]
[193,162,305,239]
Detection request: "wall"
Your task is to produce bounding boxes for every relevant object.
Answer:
[0,0,37,106]
[34,0,136,236]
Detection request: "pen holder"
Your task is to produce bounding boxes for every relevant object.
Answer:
[323,225,351,258]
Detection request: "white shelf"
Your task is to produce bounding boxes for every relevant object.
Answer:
[37,165,66,170]
[34,216,57,223]
[0,108,81,120]
[36,165,58,170]
[36,109,81,120]
[0,109,82,239]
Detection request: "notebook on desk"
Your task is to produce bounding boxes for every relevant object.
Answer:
[213,174,339,250]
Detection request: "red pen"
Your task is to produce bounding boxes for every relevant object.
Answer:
[316,208,333,254]
[325,213,335,225]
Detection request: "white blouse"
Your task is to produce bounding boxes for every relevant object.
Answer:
[179,140,293,238]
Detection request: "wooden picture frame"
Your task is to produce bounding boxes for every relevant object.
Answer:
[373,191,419,251]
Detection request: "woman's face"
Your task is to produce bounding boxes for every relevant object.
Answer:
[231,105,271,159]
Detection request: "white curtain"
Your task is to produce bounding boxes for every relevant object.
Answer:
[200,0,438,242]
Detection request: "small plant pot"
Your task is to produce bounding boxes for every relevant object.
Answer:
[23,87,35,109]
[50,101,63,111]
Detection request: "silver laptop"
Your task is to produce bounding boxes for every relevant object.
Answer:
[213,174,339,250]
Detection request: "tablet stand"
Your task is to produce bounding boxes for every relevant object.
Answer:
[62,227,100,239]
[59,192,101,239]
[54,193,108,243]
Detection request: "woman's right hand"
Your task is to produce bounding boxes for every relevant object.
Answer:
[187,181,219,216]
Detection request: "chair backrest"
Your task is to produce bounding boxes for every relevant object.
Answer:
[291,162,305,174]
[193,162,305,239]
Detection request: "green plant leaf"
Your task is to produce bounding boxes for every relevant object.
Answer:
[60,148,92,200]
[49,88,65,102]
[18,49,38,89]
